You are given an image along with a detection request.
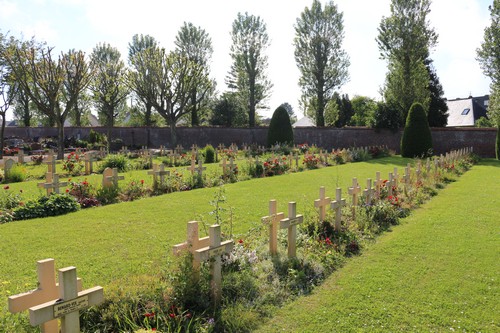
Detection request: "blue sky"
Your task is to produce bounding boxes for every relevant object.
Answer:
[0,0,493,119]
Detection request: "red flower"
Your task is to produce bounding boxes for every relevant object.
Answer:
[3,185,9,190]
[140,179,144,185]
[145,312,155,318]
[238,239,243,244]
[65,189,69,193]
[169,313,176,318]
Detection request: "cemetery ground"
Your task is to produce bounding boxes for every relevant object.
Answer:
[0,154,498,331]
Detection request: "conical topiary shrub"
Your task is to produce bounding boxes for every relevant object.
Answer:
[267,105,294,147]
[496,126,500,160]
[401,102,433,158]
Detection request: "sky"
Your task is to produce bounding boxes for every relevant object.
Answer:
[0,0,494,120]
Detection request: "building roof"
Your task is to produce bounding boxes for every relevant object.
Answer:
[446,95,488,127]
[293,116,315,127]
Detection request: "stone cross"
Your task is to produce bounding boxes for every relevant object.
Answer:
[4,158,15,178]
[99,147,106,159]
[175,144,184,155]
[403,165,411,189]
[393,167,399,188]
[102,167,124,188]
[84,152,95,175]
[374,171,383,199]
[8,259,83,333]
[387,173,394,197]
[43,153,56,174]
[416,162,422,182]
[38,173,67,195]
[280,202,304,258]
[190,144,198,160]
[148,163,170,186]
[17,150,25,164]
[348,178,361,218]
[294,153,300,168]
[229,157,237,174]
[142,149,153,166]
[331,188,346,230]
[261,200,285,256]
[159,145,166,156]
[363,178,374,205]
[120,146,129,155]
[433,158,440,179]
[187,158,197,175]
[195,159,206,177]
[29,266,104,333]
[314,186,331,221]
[426,158,431,174]
[194,225,233,304]
[173,221,210,272]
[219,158,228,175]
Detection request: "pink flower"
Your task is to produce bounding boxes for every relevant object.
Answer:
[3,185,9,190]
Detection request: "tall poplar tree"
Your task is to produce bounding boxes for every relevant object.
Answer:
[294,0,349,127]
[377,0,438,124]
[227,12,272,127]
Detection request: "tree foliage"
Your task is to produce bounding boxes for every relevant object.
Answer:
[426,58,448,127]
[377,0,437,123]
[210,92,248,127]
[294,0,349,127]
[401,102,433,157]
[227,12,272,127]
[175,22,215,126]
[267,105,294,147]
[0,32,17,157]
[350,95,377,127]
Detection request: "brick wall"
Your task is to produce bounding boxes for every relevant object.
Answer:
[4,126,497,157]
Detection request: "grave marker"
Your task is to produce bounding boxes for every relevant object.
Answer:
[331,188,346,230]
[374,171,383,199]
[43,153,56,174]
[280,202,304,258]
[194,225,233,304]
[173,221,210,272]
[17,150,25,164]
[195,159,206,177]
[219,158,228,175]
[84,152,95,175]
[363,178,374,205]
[148,163,170,186]
[120,146,129,155]
[38,173,67,195]
[294,153,300,168]
[314,186,331,221]
[102,168,124,188]
[348,178,361,218]
[387,173,394,196]
[187,158,197,175]
[261,200,285,255]
[393,167,399,188]
[4,158,15,178]
[29,266,104,333]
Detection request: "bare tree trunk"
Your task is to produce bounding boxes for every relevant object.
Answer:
[170,121,177,148]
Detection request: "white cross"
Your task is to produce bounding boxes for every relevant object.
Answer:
[280,202,304,258]
[261,200,285,255]
[314,187,331,221]
[330,188,346,231]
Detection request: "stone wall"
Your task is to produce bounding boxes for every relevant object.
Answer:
[3,126,497,157]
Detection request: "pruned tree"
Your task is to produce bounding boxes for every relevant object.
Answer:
[175,22,215,126]
[127,34,158,127]
[0,32,18,158]
[90,43,129,148]
[425,58,448,127]
[294,0,350,127]
[377,0,438,123]
[227,12,272,127]
[210,91,248,127]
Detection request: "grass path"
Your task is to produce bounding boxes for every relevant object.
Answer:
[0,157,410,321]
[256,160,500,332]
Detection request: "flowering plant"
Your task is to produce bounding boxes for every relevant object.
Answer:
[62,152,83,176]
[303,154,320,169]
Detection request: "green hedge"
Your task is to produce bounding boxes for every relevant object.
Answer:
[401,102,433,158]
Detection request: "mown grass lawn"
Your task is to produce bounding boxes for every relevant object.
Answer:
[0,156,411,328]
[256,159,500,332]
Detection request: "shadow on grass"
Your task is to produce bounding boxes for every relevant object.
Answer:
[365,156,412,167]
[479,158,500,168]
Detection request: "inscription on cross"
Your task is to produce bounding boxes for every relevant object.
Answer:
[194,225,233,304]
[314,187,331,221]
[261,200,285,255]
[280,202,304,258]
[330,188,346,230]
[29,266,104,333]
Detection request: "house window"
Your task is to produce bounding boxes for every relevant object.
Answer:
[461,108,470,115]
[484,100,489,107]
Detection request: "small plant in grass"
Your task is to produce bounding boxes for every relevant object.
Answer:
[303,154,320,169]
[120,180,148,201]
[0,186,23,210]
[68,179,100,208]
[12,194,79,220]
[95,186,120,205]
[263,156,289,176]
[62,151,84,176]
[4,165,27,183]
[204,144,216,163]
[30,154,44,165]
[98,154,130,173]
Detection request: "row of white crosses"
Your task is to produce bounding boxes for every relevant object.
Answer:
[8,258,103,333]
[173,222,233,304]
[219,157,237,177]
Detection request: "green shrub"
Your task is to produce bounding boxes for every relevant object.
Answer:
[88,129,107,145]
[12,194,79,220]
[95,186,120,205]
[5,165,27,183]
[98,154,130,173]
[204,144,215,163]
[267,105,294,147]
[401,102,433,158]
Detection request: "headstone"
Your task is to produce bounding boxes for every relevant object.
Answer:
[4,158,15,177]
[29,266,104,333]
[261,200,285,256]
[148,163,170,186]
[363,178,374,205]
[17,150,25,164]
[348,178,361,218]
[194,225,233,304]
[314,186,331,221]
[331,188,346,230]
[84,152,95,175]
[280,202,304,258]
[102,167,124,188]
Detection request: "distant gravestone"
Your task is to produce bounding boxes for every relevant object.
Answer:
[43,153,56,174]
[387,172,394,197]
[393,167,399,189]
[37,173,67,195]
[148,163,170,187]
[261,200,285,256]
[102,167,124,188]
[17,150,25,164]
[29,266,104,333]
[331,188,346,230]
[195,159,206,177]
[4,158,15,178]
[84,152,95,175]
[280,202,304,258]
[314,187,331,221]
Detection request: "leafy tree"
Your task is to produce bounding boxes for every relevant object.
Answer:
[475,116,494,127]
[90,43,129,148]
[377,0,437,123]
[294,0,349,127]
[69,90,92,126]
[267,105,294,147]
[210,91,248,127]
[175,22,215,126]
[127,34,158,127]
[227,12,272,127]
[477,0,500,158]
[373,101,401,132]
[401,102,433,157]
[280,102,297,123]
[425,58,448,127]
[350,95,377,127]
[5,43,92,159]
[334,93,354,127]
[0,32,17,157]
